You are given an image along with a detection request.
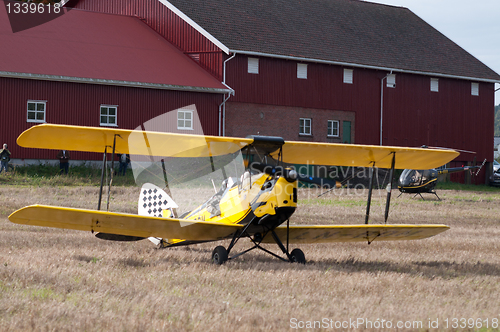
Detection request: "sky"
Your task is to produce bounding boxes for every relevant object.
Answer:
[366,0,500,105]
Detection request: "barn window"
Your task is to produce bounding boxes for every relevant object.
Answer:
[297,63,308,79]
[343,69,353,84]
[299,118,311,135]
[471,82,479,96]
[430,78,439,92]
[177,110,193,130]
[386,74,396,88]
[248,57,259,74]
[327,120,339,137]
[27,100,46,123]
[100,105,117,127]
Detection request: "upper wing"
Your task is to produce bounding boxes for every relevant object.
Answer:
[277,142,459,170]
[9,205,242,241]
[262,224,449,244]
[17,124,458,169]
[16,124,252,158]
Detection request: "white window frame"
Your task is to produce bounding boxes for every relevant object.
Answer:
[248,57,259,74]
[471,82,479,96]
[297,63,308,79]
[343,69,353,84]
[327,120,339,137]
[430,78,439,92]
[387,74,396,88]
[27,100,46,123]
[177,109,193,130]
[100,105,118,127]
[299,118,312,136]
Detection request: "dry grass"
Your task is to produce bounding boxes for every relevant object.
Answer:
[1,185,500,331]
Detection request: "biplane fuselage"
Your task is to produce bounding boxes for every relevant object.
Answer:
[166,171,298,246]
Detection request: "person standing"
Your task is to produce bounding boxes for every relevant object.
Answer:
[57,150,70,174]
[118,153,130,176]
[0,144,11,173]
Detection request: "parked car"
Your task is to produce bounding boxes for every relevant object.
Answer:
[489,160,500,186]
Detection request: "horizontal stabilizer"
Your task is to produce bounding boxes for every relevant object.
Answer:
[262,224,449,244]
[9,205,242,241]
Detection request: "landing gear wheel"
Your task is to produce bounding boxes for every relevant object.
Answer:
[212,246,228,265]
[290,248,306,264]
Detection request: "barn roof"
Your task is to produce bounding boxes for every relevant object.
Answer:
[0,4,230,93]
[166,0,500,82]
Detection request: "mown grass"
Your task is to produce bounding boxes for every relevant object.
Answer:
[0,164,136,187]
[1,168,500,331]
[436,181,500,192]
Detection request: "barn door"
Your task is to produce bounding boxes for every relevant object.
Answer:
[342,121,351,144]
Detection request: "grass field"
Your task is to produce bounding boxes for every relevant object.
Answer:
[1,174,500,331]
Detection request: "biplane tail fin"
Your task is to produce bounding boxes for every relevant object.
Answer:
[137,183,179,246]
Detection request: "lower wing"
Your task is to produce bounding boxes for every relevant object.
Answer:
[8,205,242,241]
[262,224,449,244]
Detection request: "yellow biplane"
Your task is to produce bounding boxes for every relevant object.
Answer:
[9,124,459,264]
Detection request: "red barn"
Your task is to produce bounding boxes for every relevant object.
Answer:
[0,1,230,161]
[3,0,500,182]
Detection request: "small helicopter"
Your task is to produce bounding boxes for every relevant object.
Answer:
[397,160,485,200]
[9,124,459,264]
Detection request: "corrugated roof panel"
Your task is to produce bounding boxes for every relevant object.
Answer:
[166,0,500,82]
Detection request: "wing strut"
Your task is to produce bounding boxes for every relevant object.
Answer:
[97,146,107,210]
[161,159,178,218]
[106,134,118,211]
[365,152,396,225]
[97,134,121,211]
[383,152,396,223]
[364,162,376,224]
